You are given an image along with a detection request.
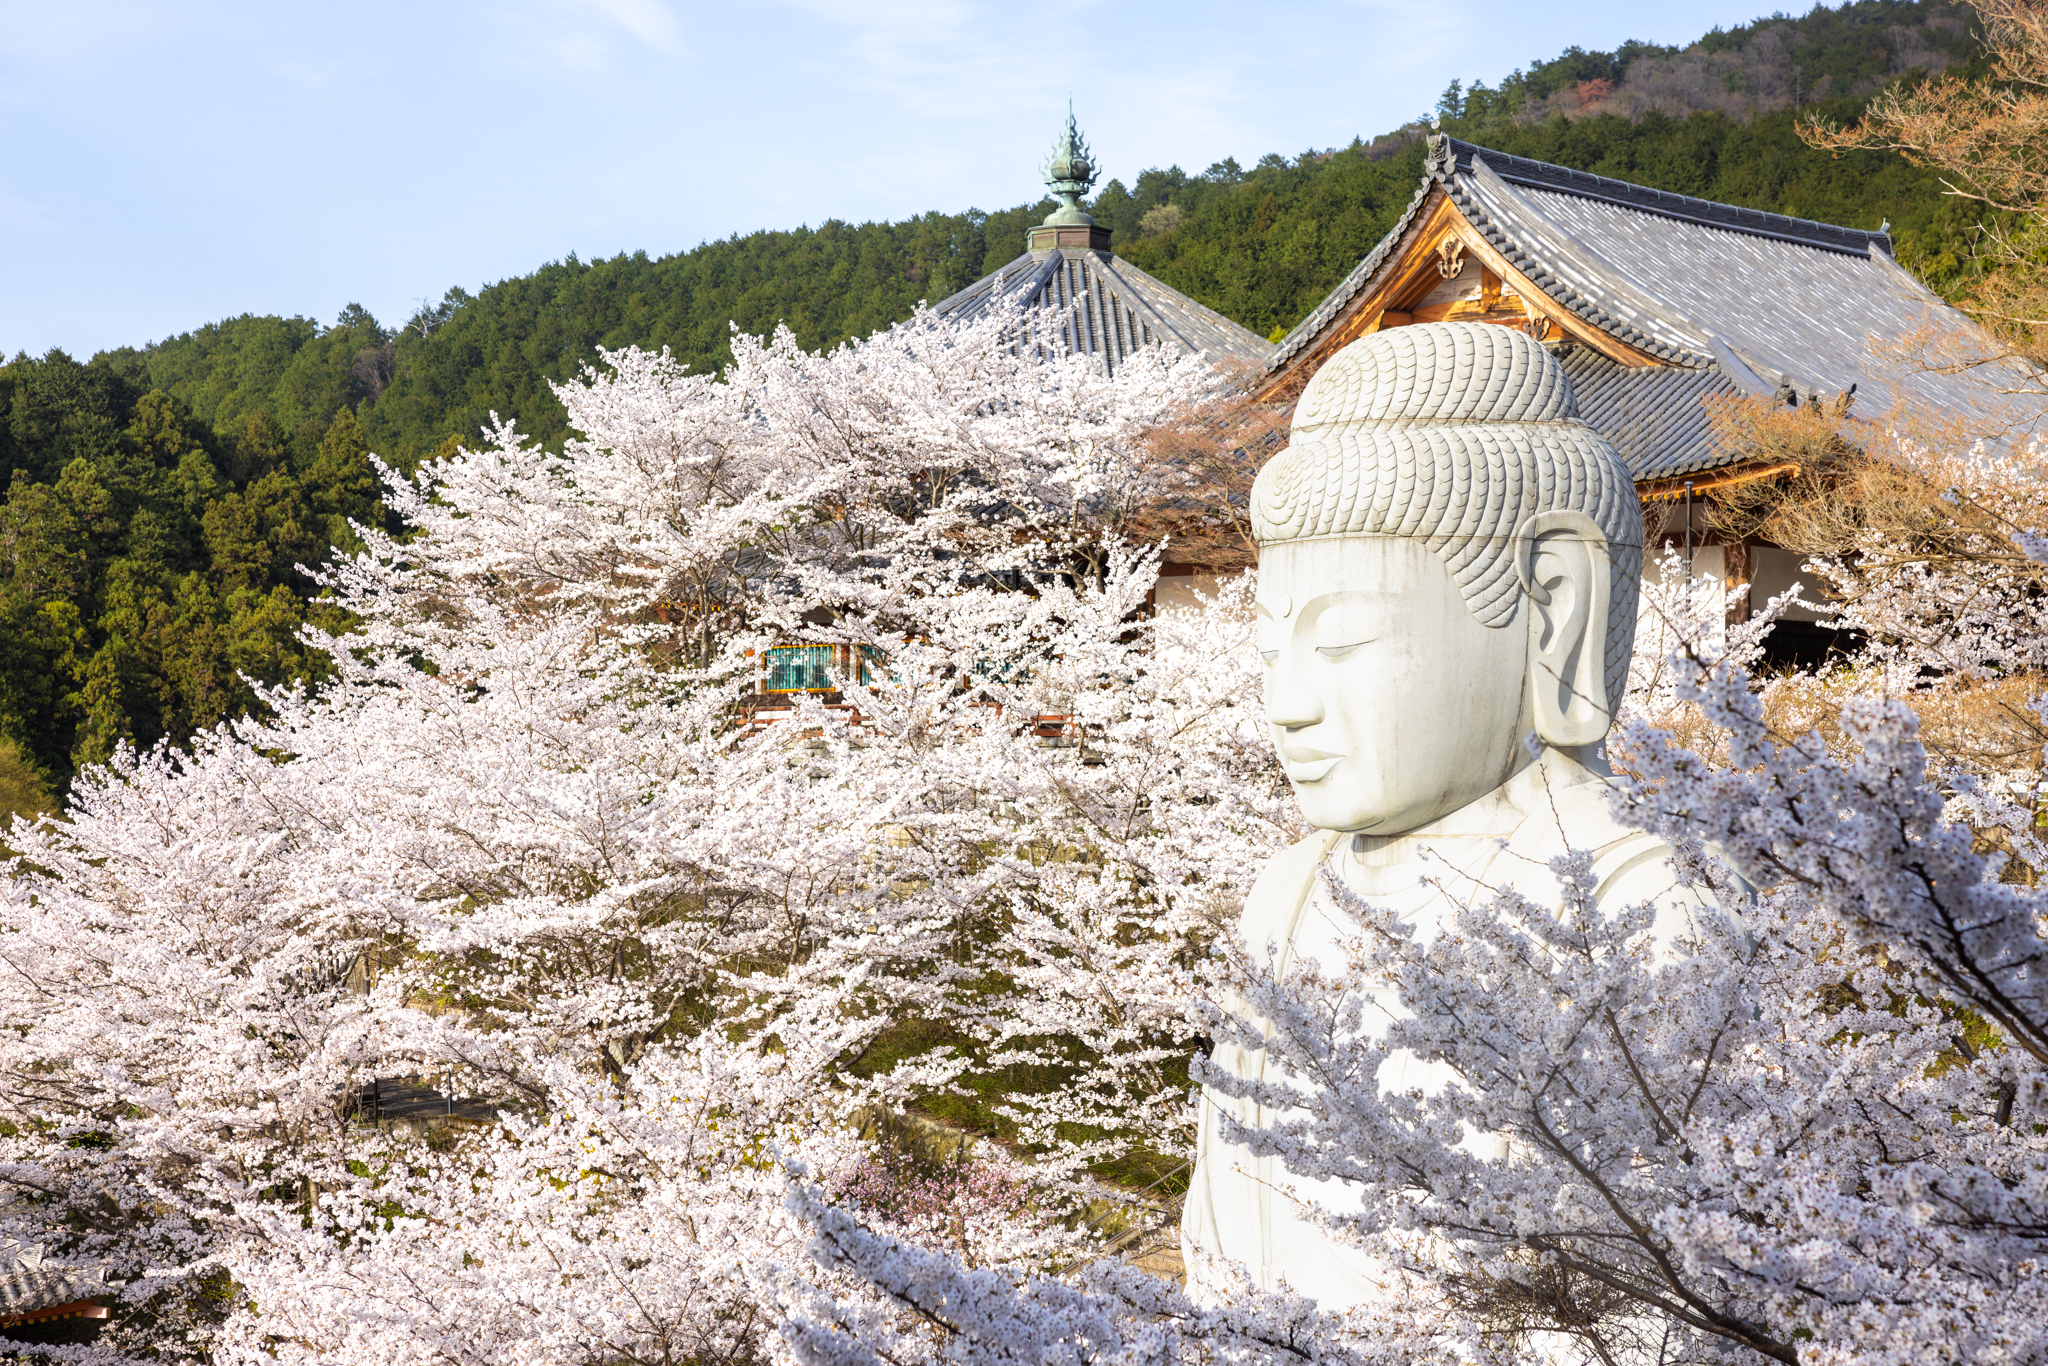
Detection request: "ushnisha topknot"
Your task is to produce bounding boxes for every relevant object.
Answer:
[1289,316,1575,432]
[1251,321,1643,710]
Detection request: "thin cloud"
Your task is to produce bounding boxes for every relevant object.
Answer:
[577,0,686,54]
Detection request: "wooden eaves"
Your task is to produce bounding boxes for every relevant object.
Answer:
[1254,183,1665,404]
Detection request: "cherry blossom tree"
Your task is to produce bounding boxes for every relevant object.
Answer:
[0,299,1299,1363]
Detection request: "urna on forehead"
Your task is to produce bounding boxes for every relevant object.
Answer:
[1250,321,1642,629]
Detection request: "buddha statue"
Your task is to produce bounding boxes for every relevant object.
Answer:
[1180,321,1711,1307]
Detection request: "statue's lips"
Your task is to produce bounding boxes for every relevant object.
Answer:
[1281,747,1342,783]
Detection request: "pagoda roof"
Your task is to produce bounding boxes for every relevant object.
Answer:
[1265,135,2048,481]
[940,108,1273,376]
[935,245,1274,375]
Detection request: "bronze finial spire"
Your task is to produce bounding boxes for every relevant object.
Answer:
[1040,101,1098,227]
[1027,102,1111,254]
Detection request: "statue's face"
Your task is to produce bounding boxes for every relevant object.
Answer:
[1256,536,1530,835]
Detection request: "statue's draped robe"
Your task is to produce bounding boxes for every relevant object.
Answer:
[1180,765,1716,1307]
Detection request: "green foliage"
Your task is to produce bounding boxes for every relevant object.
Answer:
[1448,0,1977,128]
[1104,142,1434,341]
[851,1010,1190,1192]
[0,736,52,826]
[0,349,372,790]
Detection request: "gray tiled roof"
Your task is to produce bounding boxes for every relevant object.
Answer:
[1268,135,2048,473]
[0,1260,101,1321]
[1562,347,1739,481]
[934,247,1273,373]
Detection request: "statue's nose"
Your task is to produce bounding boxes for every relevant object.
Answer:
[1266,664,1325,731]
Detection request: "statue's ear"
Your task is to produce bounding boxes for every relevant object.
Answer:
[1514,511,1614,748]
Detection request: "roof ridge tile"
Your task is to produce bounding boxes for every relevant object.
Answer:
[1443,137,1892,256]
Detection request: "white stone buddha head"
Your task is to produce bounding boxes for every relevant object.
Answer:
[1251,322,1642,835]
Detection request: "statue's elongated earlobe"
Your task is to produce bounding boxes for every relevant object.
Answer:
[1515,511,1614,748]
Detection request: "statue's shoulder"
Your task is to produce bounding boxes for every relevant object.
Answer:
[1239,828,1345,961]
[1502,774,1719,926]
[1504,775,1641,862]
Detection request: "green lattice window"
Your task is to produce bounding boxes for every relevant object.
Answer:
[765,645,834,692]
[763,644,884,692]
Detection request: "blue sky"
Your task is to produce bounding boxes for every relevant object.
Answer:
[3,0,1788,358]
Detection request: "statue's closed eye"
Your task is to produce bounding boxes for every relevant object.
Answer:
[1316,640,1375,661]
[1259,650,1279,665]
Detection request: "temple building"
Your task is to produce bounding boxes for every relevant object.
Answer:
[1259,134,2047,651]
[934,111,1273,374]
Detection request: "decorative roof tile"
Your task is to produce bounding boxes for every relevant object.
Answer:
[1560,347,1738,481]
[1439,138,1892,256]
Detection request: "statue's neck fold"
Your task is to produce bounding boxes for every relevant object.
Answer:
[1347,744,1607,862]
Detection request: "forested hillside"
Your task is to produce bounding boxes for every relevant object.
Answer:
[0,355,376,799]
[0,0,1998,796]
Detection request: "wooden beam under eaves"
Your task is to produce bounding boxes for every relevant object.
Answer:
[1638,462,1802,501]
[1410,298,1528,325]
